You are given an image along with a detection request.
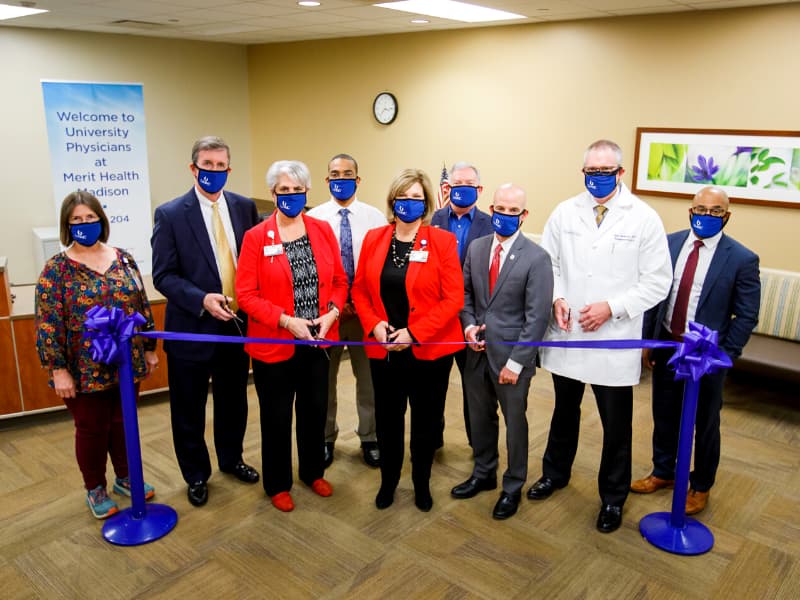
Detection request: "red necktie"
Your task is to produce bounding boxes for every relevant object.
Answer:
[489,244,502,294]
[670,239,704,338]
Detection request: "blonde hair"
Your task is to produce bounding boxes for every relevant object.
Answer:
[385,168,435,223]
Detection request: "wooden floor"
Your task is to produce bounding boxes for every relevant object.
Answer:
[0,364,798,599]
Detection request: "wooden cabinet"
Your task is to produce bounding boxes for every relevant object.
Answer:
[0,319,22,415]
[13,316,60,412]
[1,300,168,418]
[140,301,168,392]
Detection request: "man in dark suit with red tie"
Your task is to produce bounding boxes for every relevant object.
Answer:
[151,136,260,507]
[451,184,553,520]
[632,186,760,516]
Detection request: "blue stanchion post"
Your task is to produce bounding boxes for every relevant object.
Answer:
[84,306,179,546]
[638,322,729,556]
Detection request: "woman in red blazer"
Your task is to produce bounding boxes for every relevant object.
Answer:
[351,168,464,513]
[236,160,348,513]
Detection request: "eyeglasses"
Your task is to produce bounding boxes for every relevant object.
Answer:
[582,167,621,176]
[691,207,727,217]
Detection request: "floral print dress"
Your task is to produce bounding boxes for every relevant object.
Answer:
[35,248,156,393]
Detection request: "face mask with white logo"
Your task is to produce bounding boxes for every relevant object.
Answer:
[449,185,479,208]
[195,166,228,194]
[329,179,357,201]
[70,221,102,247]
[276,193,307,217]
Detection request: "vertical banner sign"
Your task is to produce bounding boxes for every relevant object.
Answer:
[41,81,152,274]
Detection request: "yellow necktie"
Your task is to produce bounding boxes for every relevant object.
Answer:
[211,202,237,311]
[595,205,607,227]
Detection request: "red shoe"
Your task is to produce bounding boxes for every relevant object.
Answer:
[311,478,333,497]
[271,491,294,512]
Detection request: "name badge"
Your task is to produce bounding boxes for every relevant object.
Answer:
[263,245,283,257]
[409,250,428,263]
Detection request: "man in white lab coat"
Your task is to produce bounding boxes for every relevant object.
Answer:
[528,139,672,533]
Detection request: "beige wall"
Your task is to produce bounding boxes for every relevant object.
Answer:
[247,3,800,271]
[2,28,251,284]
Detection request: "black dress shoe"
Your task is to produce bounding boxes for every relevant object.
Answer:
[187,481,208,507]
[526,477,565,500]
[492,492,521,520]
[222,462,260,484]
[362,442,380,468]
[415,492,433,512]
[451,476,498,499]
[375,486,395,510]
[596,504,623,533]
[323,443,334,469]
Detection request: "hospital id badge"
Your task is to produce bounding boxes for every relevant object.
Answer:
[263,245,284,257]
[409,250,429,263]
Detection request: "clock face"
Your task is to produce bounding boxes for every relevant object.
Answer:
[373,92,398,125]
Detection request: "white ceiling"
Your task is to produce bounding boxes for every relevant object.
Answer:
[0,0,793,45]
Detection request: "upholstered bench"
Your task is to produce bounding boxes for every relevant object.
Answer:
[735,268,800,382]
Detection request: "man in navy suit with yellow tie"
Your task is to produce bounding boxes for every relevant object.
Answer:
[152,136,260,507]
[632,186,760,516]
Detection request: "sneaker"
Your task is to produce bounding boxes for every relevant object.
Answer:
[113,477,155,500]
[87,485,119,519]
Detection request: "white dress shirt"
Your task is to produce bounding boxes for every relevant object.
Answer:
[194,187,239,278]
[663,230,722,334]
[307,197,387,265]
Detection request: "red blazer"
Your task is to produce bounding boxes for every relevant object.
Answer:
[236,213,348,363]
[351,224,465,360]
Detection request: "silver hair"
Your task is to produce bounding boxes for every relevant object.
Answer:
[583,139,623,166]
[449,161,481,184]
[266,160,312,191]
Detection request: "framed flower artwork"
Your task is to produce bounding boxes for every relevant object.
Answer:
[631,128,800,208]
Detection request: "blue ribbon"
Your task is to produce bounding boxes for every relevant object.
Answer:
[83,306,730,383]
[84,305,146,366]
[666,321,732,382]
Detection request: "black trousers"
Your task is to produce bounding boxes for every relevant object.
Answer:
[253,346,329,497]
[651,343,726,492]
[167,321,250,484]
[370,350,452,494]
[542,373,633,507]
[443,348,472,446]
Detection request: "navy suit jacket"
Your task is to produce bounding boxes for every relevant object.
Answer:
[431,205,493,266]
[644,230,760,359]
[151,187,259,361]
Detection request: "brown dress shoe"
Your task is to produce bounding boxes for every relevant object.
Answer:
[630,474,674,494]
[685,489,709,515]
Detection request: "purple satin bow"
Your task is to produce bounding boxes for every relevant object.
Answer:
[667,321,732,382]
[84,305,146,365]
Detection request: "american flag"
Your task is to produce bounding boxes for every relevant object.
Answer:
[436,162,449,209]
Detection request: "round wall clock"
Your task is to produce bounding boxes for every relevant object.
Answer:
[373,92,398,125]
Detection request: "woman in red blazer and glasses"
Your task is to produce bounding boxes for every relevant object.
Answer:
[236,160,348,513]
[351,168,464,513]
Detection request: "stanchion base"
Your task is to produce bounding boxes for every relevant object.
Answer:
[639,512,714,555]
[102,504,178,546]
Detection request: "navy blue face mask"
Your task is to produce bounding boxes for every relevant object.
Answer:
[491,212,521,237]
[584,170,620,199]
[276,192,307,217]
[449,185,479,208]
[195,166,228,194]
[70,221,102,247]
[690,214,726,238]
[393,199,426,223]
[329,179,357,201]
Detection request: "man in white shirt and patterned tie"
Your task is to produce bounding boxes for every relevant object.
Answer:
[308,154,387,468]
